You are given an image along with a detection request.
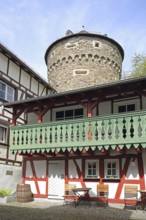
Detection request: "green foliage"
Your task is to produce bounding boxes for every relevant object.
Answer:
[0,189,12,198]
[129,53,146,78]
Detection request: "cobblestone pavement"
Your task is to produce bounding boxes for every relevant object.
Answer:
[0,200,146,220]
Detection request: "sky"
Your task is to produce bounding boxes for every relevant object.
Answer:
[0,0,146,81]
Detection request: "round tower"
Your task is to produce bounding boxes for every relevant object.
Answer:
[45,30,124,93]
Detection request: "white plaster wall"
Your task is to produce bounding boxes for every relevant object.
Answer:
[31,77,38,94]
[126,159,139,180]
[85,182,97,197]
[142,149,146,188]
[38,181,46,194]
[39,84,47,96]
[0,145,6,158]
[69,159,81,178]
[43,110,50,123]
[20,70,30,89]
[26,161,33,177]
[8,61,20,80]
[0,164,22,191]
[27,113,38,124]
[99,101,111,115]
[0,53,7,73]
[142,96,146,110]
[34,160,46,178]
[25,180,37,194]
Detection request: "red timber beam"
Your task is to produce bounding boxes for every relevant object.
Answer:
[115,157,131,199]
[73,158,86,188]
[137,153,145,190]
[30,159,40,195]
[65,159,69,185]
[12,107,27,126]
[80,99,101,117]
[34,106,51,123]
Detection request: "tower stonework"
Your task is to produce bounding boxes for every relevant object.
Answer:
[45,31,124,93]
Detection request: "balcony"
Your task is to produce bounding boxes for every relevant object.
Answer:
[10,110,146,153]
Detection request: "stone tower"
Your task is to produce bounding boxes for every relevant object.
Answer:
[45,30,124,93]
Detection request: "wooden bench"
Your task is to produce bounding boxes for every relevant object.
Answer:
[124,185,138,210]
[63,184,77,206]
[97,184,109,208]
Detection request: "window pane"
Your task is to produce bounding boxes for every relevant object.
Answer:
[65,110,73,119]
[75,108,83,118]
[107,162,111,168]
[92,163,96,169]
[118,105,126,113]
[112,162,116,168]
[56,111,64,120]
[88,169,92,175]
[0,82,5,99]
[0,126,6,142]
[127,104,135,112]
[7,86,14,102]
[107,170,111,175]
[112,169,116,176]
[93,169,96,175]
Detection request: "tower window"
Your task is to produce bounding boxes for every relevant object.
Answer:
[93,41,100,48]
[73,69,89,75]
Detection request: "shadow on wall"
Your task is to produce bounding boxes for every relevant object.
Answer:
[0,164,22,192]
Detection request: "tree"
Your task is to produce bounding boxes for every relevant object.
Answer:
[129,53,146,78]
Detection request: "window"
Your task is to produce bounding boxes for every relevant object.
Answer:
[93,41,101,48]
[0,126,7,143]
[56,108,83,121]
[0,81,15,102]
[85,160,99,178]
[104,159,119,179]
[118,104,135,113]
[114,99,140,113]
[73,69,89,75]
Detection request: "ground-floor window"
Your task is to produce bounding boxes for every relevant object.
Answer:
[85,160,99,178]
[104,159,119,179]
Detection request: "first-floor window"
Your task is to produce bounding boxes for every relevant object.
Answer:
[85,160,99,178]
[0,81,15,102]
[56,108,83,121]
[0,126,7,143]
[113,99,140,113]
[105,159,119,179]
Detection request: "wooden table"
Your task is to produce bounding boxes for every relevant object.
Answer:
[73,187,91,207]
[138,190,146,211]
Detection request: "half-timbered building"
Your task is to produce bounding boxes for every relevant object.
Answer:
[3,31,146,205]
[0,42,54,166]
[4,76,146,204]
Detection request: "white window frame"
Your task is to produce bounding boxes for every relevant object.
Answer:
[0,81,15,102]
[85,160,99,179]
[53,105,84,121]
[104,159,119,179]
[113,99,140,113]
[0,125,7,144]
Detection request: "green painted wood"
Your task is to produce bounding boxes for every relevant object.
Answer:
[10,110,146,152]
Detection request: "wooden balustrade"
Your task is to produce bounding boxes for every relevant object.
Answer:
[10,110,146,153]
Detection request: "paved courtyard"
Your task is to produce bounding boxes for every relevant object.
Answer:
[0,200,146,220]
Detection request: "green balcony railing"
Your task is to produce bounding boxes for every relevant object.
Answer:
[10,110,146,153]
